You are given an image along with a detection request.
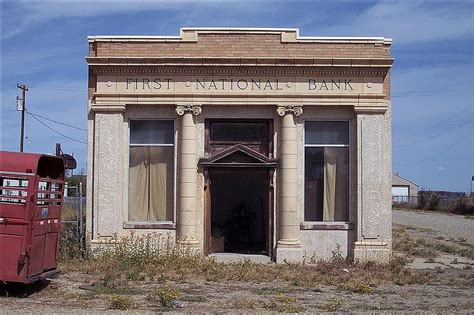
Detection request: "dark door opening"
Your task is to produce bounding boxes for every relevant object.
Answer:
[210,170,269,255]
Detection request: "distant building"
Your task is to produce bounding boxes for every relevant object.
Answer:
[392,173,419,204]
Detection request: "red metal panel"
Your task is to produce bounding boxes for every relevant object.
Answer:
[28,234,46,277]
[43,232,59,270]
[0,151,64,283]
[0,151,43,174]
[0,232,24,280]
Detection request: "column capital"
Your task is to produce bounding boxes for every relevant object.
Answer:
[176,104,202,116]
[276,105,303,117]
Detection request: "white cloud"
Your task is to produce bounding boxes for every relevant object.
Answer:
[2,0,259,40]
[317,2,474,44]
[4,1,474,44]
[436,166,445,171]
[2,1,183,40]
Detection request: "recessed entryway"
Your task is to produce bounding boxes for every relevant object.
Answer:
[209,170,269,255]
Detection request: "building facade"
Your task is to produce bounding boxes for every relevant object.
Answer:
[86,28,393,263]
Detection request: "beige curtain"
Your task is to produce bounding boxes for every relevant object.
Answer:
[129,147,174,222]
[149,147,174,221]
[323,148,348,221]
[129,147,149,221]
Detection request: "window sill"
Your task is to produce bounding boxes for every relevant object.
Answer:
[123,222,176,230]
[300,222,353,230]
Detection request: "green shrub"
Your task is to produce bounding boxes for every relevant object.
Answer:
[109,295,134,310]
[148,287,182,307]
[338,280,374,294]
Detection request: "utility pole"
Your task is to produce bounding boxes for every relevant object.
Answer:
[55,143,62,157]
[471,176,474,196]
[17,84,28,152]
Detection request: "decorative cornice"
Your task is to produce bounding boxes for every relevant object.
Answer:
[277,105,303,117]
[90,66,389,77]
[87,57,393,69]
[175,104,202,116]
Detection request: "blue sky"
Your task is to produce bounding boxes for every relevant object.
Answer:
[1,0,473,192]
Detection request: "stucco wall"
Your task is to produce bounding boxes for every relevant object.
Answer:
[87,104,378,260]
[86,29,392,261]
[353,102,392,261]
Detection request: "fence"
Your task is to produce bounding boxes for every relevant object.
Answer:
[62,182,85,248]
[392,195,419,206]
[393,194,474,212]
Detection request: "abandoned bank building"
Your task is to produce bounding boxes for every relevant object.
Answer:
[86,28,393,263]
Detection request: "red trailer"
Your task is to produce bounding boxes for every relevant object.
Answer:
[0,151,65,283]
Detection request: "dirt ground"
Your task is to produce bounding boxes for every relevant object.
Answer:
[1,209,473,313]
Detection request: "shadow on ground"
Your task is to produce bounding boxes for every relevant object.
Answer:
[0,280,50,298]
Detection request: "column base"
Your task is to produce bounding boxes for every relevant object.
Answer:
[177,239,201,255]
[89,238,118,255]
[177,238,200,247]
[276,242,304,263]
[353,241,390,263]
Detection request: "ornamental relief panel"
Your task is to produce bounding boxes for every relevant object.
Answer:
[96,74,384,96]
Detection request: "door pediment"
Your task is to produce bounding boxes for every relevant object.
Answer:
[199,144,277,168]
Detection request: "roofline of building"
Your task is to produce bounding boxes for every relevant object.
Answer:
[88,27,392,45]
[392,173,420,187]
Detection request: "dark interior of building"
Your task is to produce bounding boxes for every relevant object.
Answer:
[210,171,268,255]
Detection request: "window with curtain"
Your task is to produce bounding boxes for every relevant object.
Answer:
[129,120,174,222]
[304,121,349,222]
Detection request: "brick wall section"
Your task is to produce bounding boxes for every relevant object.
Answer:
[89,33,392,100]
[91,34,390,59]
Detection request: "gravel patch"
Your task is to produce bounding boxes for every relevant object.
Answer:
[393,209,474,243]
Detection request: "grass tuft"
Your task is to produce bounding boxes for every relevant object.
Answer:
[63,232,431,295]
[147,287,182,307]
[109,295,134,310]
[325,297,343,312]
[338,280,374,294]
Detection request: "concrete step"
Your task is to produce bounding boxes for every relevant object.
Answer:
[209,253,272,264]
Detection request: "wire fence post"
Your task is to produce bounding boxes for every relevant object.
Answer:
[79,181,84,249]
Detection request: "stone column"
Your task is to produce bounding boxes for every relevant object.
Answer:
[276,105,303,263]
[176,104,202,247]
[91,111,126,242]
[353,106,392,263]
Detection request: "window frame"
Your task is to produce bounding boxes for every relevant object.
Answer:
[209,121,269,142]
[302,119,352,226]
[127,119,177,226]
[205,119,274,158]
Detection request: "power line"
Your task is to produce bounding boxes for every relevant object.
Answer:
[28,85,84,92]
[395,112,474,147]
[26,110,87,132]
[7,82,84,92]
[413,104,474,139]
[392,104,474,145]
[26,112,87,144]
[394,129,474,166]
